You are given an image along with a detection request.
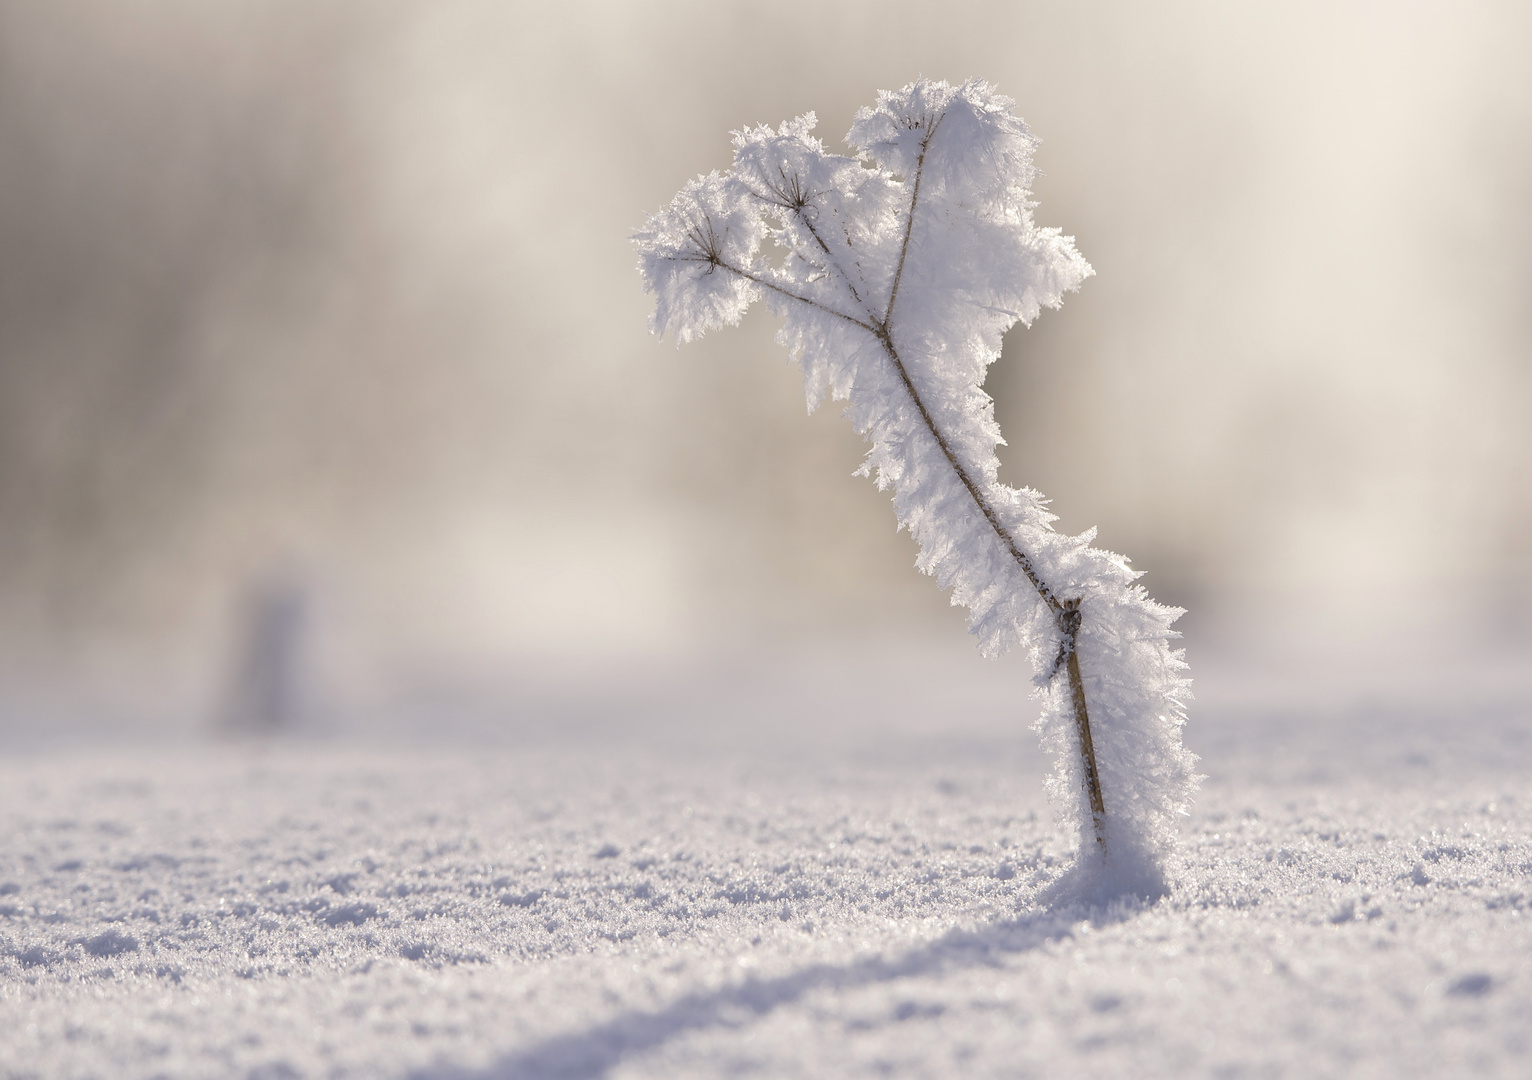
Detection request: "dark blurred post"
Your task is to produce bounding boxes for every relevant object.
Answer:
[219,574,308,735]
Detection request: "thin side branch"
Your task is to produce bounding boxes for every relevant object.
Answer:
[884,114,943,328]
[797,213,865,305]
[742,173,867,306]
[712,258,879,337]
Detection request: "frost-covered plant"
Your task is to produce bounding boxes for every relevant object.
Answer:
[634,78,1198,894]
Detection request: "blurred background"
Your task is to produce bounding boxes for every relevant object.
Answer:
[1,0,1528,742]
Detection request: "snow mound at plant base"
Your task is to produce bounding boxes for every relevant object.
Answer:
[1,713,1529,1079]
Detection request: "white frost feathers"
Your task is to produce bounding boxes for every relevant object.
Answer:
[635,78,1198,892]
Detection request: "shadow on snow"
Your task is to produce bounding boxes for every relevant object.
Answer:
[413,876,1150,1080]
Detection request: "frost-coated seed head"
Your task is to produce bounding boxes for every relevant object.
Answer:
[634,78,1199,895]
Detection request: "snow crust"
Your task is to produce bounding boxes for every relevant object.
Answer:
[634,79,1198,878]
[2,690,1529,1079]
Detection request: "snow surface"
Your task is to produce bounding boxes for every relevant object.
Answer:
[2,655,1530,1079]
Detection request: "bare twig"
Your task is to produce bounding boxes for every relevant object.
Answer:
[1060,600,1107,848]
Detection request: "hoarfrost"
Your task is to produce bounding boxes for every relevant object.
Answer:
[635,79,1199,888]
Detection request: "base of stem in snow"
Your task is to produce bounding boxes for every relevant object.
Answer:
[1060,598,1108,855]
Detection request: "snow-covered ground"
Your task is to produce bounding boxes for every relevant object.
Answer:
[2,648,1530,1079]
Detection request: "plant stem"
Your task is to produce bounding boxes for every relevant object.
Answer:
[872,326,1108,854]
[879,118,1108,854]
[1062,600,1108,852]
[700,115,1111,854]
